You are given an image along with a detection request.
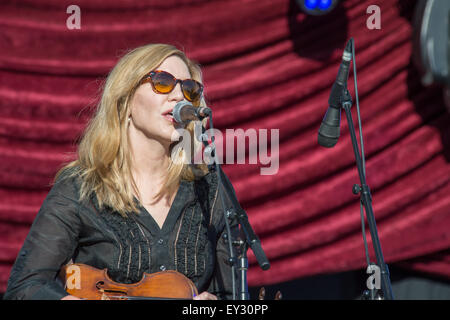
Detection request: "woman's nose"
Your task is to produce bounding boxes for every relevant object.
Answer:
[168,82,185,101]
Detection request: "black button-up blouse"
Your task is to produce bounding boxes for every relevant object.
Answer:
[4,166,241,300]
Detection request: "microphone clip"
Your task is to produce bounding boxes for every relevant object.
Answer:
[340,88,353,110]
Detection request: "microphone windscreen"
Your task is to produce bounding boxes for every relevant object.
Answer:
[318,129,339,148]
[173,101,193,123]
[318,107,341,148]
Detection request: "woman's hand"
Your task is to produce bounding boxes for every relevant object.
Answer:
[193,291,218,300]
[61,295,82,300]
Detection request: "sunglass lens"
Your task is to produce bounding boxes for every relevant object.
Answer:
[152,72,175,93]
[182,80,202,101]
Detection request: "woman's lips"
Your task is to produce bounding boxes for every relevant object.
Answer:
[163,112,175,123]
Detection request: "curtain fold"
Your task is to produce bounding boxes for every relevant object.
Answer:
[1,0,449,291]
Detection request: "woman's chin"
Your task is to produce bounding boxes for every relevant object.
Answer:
[163,127,183,145]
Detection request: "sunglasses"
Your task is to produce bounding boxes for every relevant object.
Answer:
[140,70,203,102]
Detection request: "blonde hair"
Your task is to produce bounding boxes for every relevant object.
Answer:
[56,43,209,216]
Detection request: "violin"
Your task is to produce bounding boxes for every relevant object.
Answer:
[59,263,198,300]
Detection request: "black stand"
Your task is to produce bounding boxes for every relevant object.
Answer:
[239,241,250,300]
[340,89,394,300]
[228,233,250,300]
[201,115,270,300]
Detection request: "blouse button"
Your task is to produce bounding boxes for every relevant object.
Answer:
[160,265,166,271]
[157,238,164,245]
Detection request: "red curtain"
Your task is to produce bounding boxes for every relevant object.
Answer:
[1,0,449,292]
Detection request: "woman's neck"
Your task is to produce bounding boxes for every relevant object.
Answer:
[128,123,172,185]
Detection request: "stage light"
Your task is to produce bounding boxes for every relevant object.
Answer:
[318,0,332,10]
[412,0,450,112]
[296,0,338,16]
[304,0,318,10]
[412,0,449,86]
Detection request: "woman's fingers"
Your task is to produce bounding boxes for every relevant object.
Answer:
[193,291,218,300]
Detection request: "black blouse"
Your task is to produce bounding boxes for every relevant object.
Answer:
[3,166,241,300]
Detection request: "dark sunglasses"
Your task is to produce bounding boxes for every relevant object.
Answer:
[140,70,203,102]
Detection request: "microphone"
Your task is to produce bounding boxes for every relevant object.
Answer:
[172,101,211,124]
[318,39,353,148]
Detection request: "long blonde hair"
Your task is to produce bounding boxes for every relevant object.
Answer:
[56,43,209,216]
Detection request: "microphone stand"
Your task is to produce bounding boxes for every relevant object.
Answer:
[199,114,270,300]
[339,88,394,300]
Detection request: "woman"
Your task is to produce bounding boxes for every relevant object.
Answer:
[4,44,240,300]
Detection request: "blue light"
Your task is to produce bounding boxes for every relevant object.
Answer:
[304,0,318,10]
[318,0,332,10]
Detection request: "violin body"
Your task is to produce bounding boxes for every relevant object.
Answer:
[60,263,198,300]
